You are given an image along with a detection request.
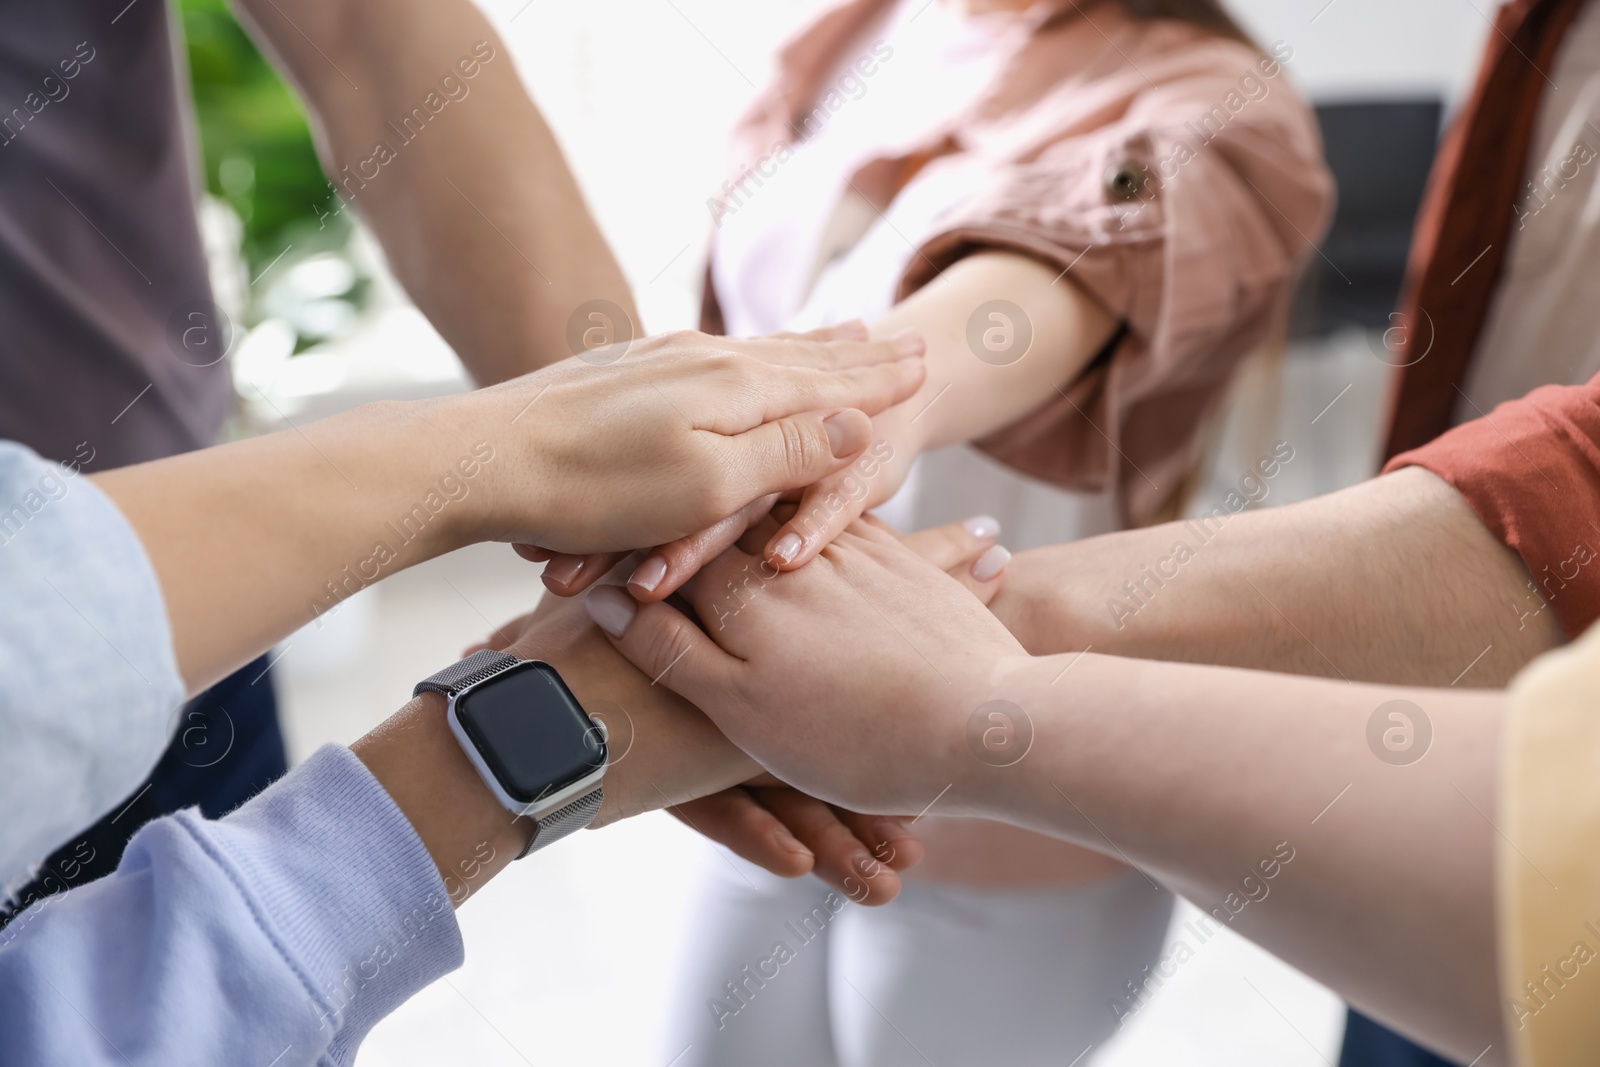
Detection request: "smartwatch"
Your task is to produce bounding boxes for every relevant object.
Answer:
[414,649,607,858]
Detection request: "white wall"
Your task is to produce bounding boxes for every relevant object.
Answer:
[1230,0,1491,103]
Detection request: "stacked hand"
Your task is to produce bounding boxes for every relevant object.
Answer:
[514,322,924,597]
[466,323,924,555]
[469,519,1013,902]
[584,516,1028,817]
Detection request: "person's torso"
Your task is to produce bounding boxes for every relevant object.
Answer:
[711,0,1120,547]
[0,0,230,468]
[1460,0,1600,422]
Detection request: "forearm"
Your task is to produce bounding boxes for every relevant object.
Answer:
[235,0,631,381]
[972,651,1504,1063]
[92,397,492,693]
[993,466,1564,687]
[868,252,1117,460]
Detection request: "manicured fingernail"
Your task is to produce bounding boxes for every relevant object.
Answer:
[775,830,812,858]
[543,556,585,587]
[962,514,1001,541]
[890,329,925,357]
[770,532,803,564]
[823,411,869,456]
[971,544,1011,582]
[628,555,668,594]
[836,319,870,340]
[584,585,637,638]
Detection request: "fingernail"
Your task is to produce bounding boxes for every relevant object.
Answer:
[628,555,668,594]
[890,329,925,357]
[584,586,637,638]
[770,532,803,564]
[823,411,869,456]
[872,818,912,843]
[962,514,1001,541]
[836,319,870,340]
[543,555,585,587]
[971,544,1012,582]
[775,830,812,858]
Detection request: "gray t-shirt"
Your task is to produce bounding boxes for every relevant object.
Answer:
[0,0,232,468]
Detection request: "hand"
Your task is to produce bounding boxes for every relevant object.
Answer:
[560,248,1112,602]
[455,327,925,555]
[469,576,921,903]
[658,515,1010,876]
[519,322,914,598]
[583,519,1027,816]
[555,397,922,602]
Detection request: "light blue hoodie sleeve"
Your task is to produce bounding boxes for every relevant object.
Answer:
[0,744,466,1067]
[0,441,186,892]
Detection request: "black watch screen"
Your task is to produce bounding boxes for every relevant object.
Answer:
[453,661,605,804]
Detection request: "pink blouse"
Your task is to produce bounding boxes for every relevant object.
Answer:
[701,0,1333,525]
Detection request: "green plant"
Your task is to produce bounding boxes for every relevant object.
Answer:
[179,0,345,272]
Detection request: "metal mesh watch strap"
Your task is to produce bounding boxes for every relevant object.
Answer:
[516,785,604,859]
[416,649,604,859]
[413,648,521,698]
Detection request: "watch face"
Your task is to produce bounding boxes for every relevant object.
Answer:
[453,661,605,804]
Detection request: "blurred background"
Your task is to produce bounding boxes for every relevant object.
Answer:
[181,1,1496,1063]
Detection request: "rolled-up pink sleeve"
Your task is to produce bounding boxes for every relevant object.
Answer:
[901,33,1333,523]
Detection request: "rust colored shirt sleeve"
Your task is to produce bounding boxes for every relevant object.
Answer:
[1383,375,1600,639]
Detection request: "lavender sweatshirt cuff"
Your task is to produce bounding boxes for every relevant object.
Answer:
[203,744,465,1063]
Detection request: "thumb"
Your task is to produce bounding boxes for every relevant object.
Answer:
[726,408,874,498]
[583,585,740,709]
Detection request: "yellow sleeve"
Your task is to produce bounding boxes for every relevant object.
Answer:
[1499,622,1600,1065]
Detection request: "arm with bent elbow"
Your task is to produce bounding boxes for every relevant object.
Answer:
[545,251,1118,600]
[92,336,921,694]
[230,0,631,384]
[0,587,869,1066]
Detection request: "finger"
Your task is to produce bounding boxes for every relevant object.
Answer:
[541,552,628,597]
[754,357,926,422]
[584,586,740,709]
[751,788,904,906]
[965,544,1012,606]
[669,789,815,878]
[901,517,1011,605]
[833,808,924,873]
[626,494,778,603]
[761,470,872,570]
[901,516,1001,572]
[854,512,900,536]
[733,511,784,555]
[725,407,882,504]
[512,543,552,563]
[739,328,922,372]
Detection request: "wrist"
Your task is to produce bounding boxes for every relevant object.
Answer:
[405,392,524,553]
[943,652,1045,818]
[990,548,1114,656]
[352,693,529,907]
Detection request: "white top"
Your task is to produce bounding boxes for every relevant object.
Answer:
[1459,0,1600,421]
[712,0,1121,548]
